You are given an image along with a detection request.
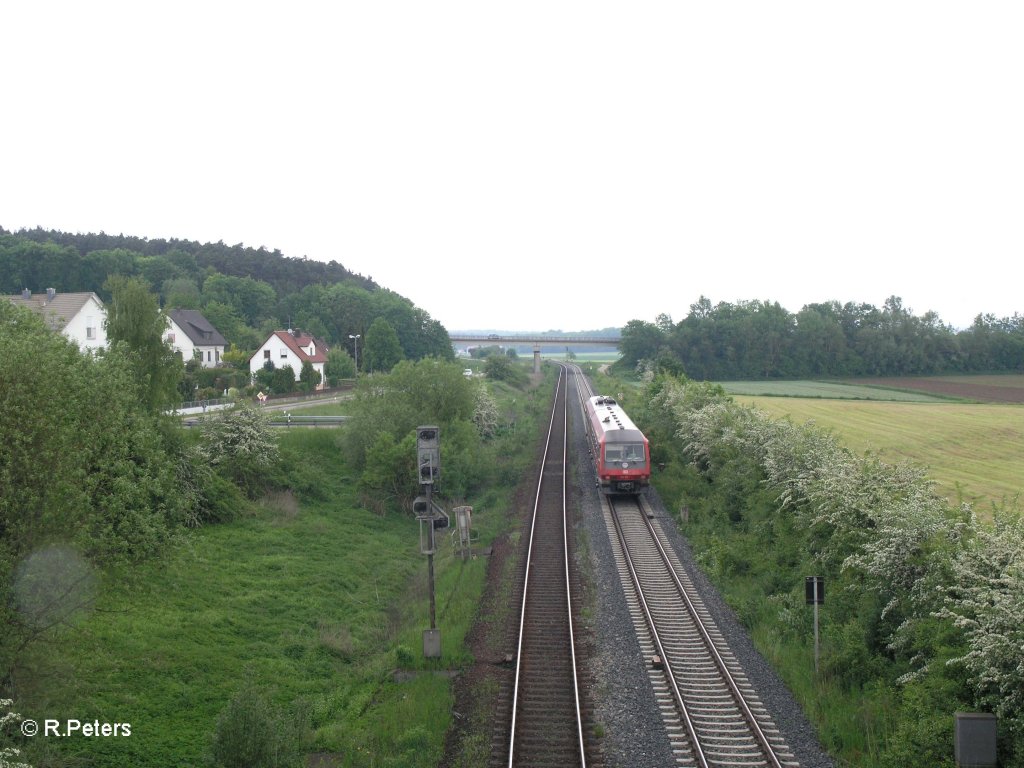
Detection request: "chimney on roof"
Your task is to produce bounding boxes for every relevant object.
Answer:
[46,288,56,302]
[22,289,30,300]
[292,328,301,338]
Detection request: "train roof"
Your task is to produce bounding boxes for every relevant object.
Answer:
[587,395,644,438]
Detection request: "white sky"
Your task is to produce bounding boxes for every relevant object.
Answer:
[2,2,1022,332]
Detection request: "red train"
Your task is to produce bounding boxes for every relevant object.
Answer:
[583,395,650,494]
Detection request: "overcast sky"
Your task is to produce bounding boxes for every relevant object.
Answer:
[3,2,1021,332]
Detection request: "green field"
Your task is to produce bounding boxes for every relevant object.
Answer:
[538,351,620,363]
[735,396,1024,510]
[720,380,949,401]
[282,401,352,416]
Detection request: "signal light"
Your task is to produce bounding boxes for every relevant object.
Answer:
[416,425,440,486]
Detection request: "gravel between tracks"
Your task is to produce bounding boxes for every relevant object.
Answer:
[569,393,837,768]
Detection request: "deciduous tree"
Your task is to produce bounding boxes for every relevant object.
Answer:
[362,317,403,373]
[104,275,182,412]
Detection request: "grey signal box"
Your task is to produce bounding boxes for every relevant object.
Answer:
[417,425,440,485]
[805,576,825,605]
[955,712,997,767]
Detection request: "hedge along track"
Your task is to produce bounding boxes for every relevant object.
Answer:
[504,364,589,768]
[605,493,798,767]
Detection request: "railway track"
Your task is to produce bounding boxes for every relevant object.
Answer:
[566,364,795,767]
[606,495,796,767]
[498,365,588,768]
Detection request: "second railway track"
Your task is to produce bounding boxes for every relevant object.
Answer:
[505,365,589,767]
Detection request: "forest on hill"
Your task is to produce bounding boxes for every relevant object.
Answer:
[0,227,452,362]
[619,296,1024,380]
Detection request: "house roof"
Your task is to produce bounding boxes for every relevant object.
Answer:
[4,290,103,332]
[167,309,228,347]
[251,330,329,364]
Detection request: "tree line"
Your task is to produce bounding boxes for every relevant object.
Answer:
[0,229,453,367]
[619,295,1024,380]
[4,226,376,297]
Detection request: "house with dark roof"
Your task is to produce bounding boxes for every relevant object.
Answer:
[4,289,107,351]
[165,309,228,368]
[248,329,329,389]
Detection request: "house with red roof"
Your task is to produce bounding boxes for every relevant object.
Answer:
[248,329,329,390]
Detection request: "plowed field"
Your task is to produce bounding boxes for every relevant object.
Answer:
[851,375,1024,403]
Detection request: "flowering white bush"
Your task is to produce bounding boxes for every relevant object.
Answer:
[646,376,1024,739]
[0,699,32,768]
[199,405,281,496]
[472,386,499,438]
[939,511,1024,732]
[200,405,279,468]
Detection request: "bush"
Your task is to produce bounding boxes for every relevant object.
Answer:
[299,360,320,392]
[196,469,245,524]
[200,406,281,497]
[210,683,308,768]
[482,355,528,387]
[270,365,297,395]
[324,348,356,385]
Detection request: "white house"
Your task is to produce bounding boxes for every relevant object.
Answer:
[165,309,228,368]
[4,289,107,351]
[249,329,329,390]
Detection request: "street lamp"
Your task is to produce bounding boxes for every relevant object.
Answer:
[348,334,361,376]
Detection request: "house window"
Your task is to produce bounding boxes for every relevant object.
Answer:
[280,349,287,359]
[86,316,96,340]
[86,327,96,340]
[264,350,271,360]
[167,333,175,343]
[207,351,212,362]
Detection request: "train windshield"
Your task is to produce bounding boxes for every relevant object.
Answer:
[604,443,646,466]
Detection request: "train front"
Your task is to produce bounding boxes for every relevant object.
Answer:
[599,429,650,494]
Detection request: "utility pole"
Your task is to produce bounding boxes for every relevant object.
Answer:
[348,333,360,376]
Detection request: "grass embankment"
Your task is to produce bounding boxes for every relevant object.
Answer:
[18,398,542,767]
[735,397,1024,511]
